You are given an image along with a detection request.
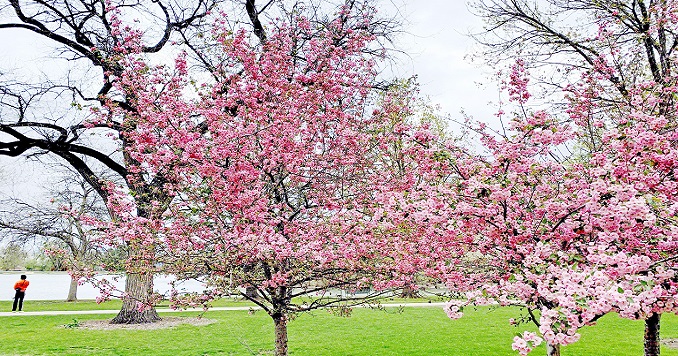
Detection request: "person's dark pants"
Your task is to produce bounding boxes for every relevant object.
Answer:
[12,290,25,311]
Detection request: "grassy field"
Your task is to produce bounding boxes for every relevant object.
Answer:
[0,300,677,355]
[0,298,258,312]
[0,296,441,312]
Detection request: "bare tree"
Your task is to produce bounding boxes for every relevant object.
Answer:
[0,167,109,301]
[470,0,678,126]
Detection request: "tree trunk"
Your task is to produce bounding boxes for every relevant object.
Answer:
[546,343,561,356]
[243,264,259,299]
[110,271,160,324]
[399,285,420,298]
[273,314,289,356]
[66,276,78,302]
[645,313,661,356]
[245,286,259,299]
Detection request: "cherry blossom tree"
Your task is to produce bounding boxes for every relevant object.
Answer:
[430,60,678,356]
[98,4,427,355]
[564,64,678,356]
[463,1,678,354]
[0,0,400,324]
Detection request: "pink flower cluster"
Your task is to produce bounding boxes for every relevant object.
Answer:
[512,331,542,356]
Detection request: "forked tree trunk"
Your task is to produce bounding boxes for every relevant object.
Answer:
[273,313,289,356]
[546,343,561,356]
[66,276,78,302]
[645,313,661,356]
[110,271,160,324]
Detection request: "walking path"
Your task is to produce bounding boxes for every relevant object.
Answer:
[0,302,447,317]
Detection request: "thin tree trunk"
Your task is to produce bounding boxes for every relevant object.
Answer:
[546,343,561,356]
[273,313,288,356]
[645,313,661,356]
[66,276,78,302]
[110,271,160,324]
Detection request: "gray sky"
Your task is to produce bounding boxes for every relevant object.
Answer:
[388,0,498,124]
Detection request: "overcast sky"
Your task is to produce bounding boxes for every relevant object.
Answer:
[388,0,498,122]
[0,1,498,199]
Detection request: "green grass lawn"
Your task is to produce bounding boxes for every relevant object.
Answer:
[0,298,259,312]
[0,296,442,312]
[0,301,677,355]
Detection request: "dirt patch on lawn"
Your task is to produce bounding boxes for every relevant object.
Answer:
[663,339,678,349]
[66,317,217,330]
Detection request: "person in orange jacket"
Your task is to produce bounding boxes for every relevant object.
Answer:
[12,274,29,312]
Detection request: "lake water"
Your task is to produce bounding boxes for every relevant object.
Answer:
[0,272,205,301]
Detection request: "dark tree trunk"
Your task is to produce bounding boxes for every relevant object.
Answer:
[546,343,560,356]
[66,276,78,302]
[399,285,420,298]
[110,272,160,324]
[245,286,259,299]
[243,264,259,299]
[273,313,289,356]
[645,313,661,356]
